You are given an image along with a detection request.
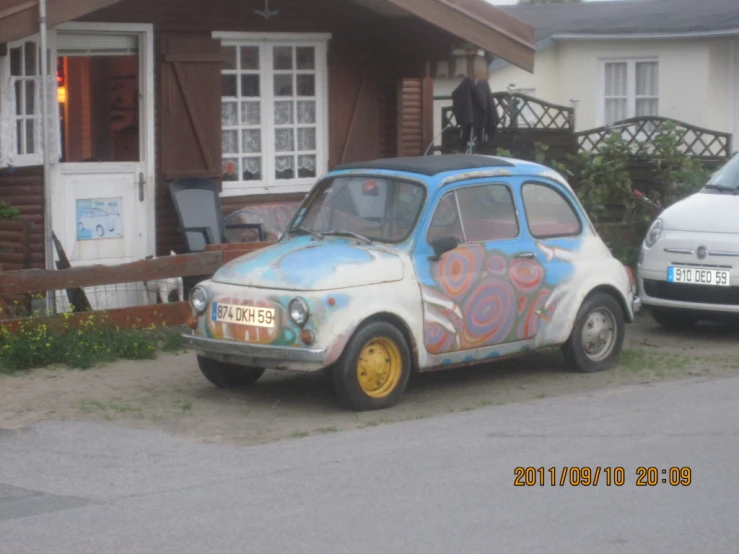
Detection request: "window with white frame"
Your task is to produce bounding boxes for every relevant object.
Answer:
[0,36,59,168]
[218,35,328,194]
[602,59,659,124]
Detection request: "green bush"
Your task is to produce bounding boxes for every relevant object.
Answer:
[0,199,20,220]
[0,311,188,373]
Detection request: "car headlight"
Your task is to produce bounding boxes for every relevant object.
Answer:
[189,286,209,314]
[289,298,310,326]
[644,218,663,248]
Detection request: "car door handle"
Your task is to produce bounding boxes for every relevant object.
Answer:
[515,252,536,259]
[138,172,145,202]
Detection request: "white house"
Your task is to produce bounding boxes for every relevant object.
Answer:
[435,0,739,145]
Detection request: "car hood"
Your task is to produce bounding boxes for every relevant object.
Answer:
[662,192,739,234]
[212,236,405,291]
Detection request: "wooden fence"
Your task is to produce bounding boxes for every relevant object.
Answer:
[434,92,578,165]
[0,241,273,333]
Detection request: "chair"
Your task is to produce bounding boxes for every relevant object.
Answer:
[169,178,265,253]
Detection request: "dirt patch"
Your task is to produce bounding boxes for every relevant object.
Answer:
[1,313,738,447]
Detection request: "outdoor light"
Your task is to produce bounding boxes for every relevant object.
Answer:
[190,286,209,314]
[289,298,310,326]
[644,219,663,248]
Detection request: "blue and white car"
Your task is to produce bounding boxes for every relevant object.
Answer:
[183,154,638,411]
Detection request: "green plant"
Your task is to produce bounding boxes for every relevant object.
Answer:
[648,122,715,208]
[0,199,20,220]
[0,311,188,373]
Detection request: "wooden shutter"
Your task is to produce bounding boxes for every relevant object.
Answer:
[396,77,433,157]
[160,34,222,182]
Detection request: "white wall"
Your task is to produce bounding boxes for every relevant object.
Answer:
[433,37,736,144]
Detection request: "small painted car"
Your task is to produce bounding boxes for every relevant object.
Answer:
[638,152,739,328]
[78,208,117,237]
[183,154,639,411]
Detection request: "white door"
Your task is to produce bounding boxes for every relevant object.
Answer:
[51,25,155,311]
[734,40,739,153]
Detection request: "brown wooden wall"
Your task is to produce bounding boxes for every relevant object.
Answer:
[0,167,45,270]
[79,0,452,255]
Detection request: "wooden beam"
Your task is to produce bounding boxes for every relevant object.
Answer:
[0,0,125,44]
[385,0,535,73]
[0,301,193,333]
[0,251,224,297]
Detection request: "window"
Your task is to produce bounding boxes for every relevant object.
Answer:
[218,35,328,194]
[522,183,581,238]
[602,60,658,124]
[291,176,425,243]
[427,184,518,244]
[0,36,60,168]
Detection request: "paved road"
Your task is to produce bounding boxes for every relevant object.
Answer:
[1,375,738,554]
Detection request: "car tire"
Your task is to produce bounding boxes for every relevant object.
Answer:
[562,292,625,373]
[96,225,104,237]
[332,321,411,411]
[197,355,265,388]
[650,308,698,330]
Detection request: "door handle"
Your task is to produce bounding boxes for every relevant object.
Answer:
[515,251,536,259]
[138,172,145,202]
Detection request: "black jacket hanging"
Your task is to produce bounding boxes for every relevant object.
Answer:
[451,77,499,145]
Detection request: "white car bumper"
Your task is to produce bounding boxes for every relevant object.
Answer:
[638,229,739,315]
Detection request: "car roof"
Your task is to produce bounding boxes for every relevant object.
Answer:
[329,154,571,192]
[334,154,515,176]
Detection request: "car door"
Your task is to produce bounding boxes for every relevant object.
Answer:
[514,179,585,340]
[413,181,525,355]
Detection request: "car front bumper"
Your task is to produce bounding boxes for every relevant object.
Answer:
[182,334,327,372]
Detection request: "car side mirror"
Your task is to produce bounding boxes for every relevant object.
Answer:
[428,236,459,261]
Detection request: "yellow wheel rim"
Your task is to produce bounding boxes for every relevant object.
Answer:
[356,337,403,399]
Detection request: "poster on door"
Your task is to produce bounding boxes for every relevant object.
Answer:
[76,198,123,241]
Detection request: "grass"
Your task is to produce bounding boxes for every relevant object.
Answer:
[76,399,145,418]
[617,348,693,373]
[0,311,190,374]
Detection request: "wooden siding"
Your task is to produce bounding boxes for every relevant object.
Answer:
[396,77,434,157]
[1,0,447,257]
[0,167,45,269]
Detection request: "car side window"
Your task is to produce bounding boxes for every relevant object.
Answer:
[522,182,582,238]
[426,191,464,244]
[456,184,519,242]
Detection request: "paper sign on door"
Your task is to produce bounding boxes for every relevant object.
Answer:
[76,198,123,241]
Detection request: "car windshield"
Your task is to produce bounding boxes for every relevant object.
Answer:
[288,175,426,243]
[706,154,739,191]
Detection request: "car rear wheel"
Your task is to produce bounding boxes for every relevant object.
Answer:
[650,308,698,330]
[332,321,411,411]
[562,292,625,373]
[197,355,265,388]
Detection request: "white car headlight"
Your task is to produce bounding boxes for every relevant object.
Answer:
[189,286,209,314]
[289,298,310,326]
[644,218,663,248]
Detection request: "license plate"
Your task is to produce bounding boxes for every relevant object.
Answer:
[211,302,276,327]
[667,267,731,287]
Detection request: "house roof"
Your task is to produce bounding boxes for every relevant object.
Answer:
[0,0,536,72]
[502,0,739,40]
[488,0,739,72]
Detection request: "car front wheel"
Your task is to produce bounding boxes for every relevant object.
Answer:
[562,292,625,373]
[197,355,265,388]
[332,321,411,411]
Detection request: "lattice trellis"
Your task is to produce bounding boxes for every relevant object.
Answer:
[575,117,733,159]
[439,92,575,132]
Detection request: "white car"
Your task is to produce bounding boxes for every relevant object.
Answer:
[78,208,117,238]
[638,153,739,328]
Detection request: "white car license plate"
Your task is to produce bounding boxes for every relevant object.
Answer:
[211,302,276,327]
[667,267,731,287]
